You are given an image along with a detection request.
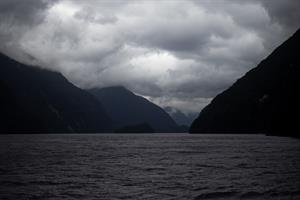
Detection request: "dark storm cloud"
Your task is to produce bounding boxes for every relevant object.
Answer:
[260,0,300,29]
[0,0,56,24]
[0,0,58,64]
[0,0,299,113]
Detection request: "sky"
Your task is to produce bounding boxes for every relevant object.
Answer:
[0,0,299,114]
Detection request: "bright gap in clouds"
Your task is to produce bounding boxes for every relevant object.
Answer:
[49,1,79,18]
[130,51,177,76]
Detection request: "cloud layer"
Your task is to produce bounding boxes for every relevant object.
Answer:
[1,0,299,113]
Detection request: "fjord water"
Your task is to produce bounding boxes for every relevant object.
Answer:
[0,134,299,200]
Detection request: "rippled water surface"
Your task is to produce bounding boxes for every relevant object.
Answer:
[0,134,299,200]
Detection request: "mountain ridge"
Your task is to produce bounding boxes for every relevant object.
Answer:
[190,28,300,137]
[0,53,113,133]
[89,86,180,133]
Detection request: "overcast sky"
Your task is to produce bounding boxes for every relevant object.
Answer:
[0,0,299,114]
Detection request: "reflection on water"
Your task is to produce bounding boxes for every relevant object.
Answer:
[0,134,299,199]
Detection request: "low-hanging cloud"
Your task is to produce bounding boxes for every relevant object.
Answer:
[0,0,299,113]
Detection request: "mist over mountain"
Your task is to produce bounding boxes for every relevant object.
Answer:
[0,53,112,133]
[88,86,180,133]
[190,29,300,137]
[164,106,197,127]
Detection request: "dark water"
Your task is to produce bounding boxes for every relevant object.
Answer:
[0,134,299,200]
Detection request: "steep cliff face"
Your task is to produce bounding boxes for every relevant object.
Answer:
[89,86,180,133]
[190,29,300,137]
[0,53,112,133]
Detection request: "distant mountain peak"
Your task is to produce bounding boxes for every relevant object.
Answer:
[165,106,197,127]
[88,86,180,133]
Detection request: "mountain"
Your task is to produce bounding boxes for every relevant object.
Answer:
[164,106,197,126]
[0,53,113,133]
[190,28,300,137]
[88,86,180,133]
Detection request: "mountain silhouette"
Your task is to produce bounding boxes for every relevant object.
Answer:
[0,53,112,133]
[190,28,300,137]
[89,86,180,133]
